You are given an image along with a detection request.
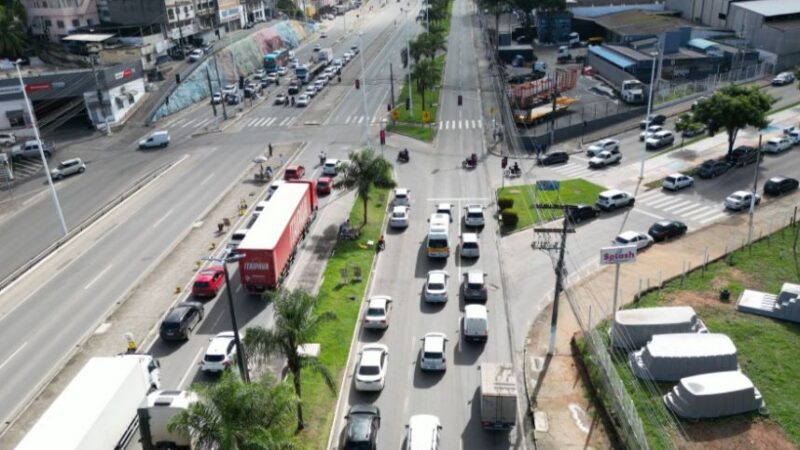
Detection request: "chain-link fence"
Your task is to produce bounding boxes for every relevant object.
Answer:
[654,62,774,107]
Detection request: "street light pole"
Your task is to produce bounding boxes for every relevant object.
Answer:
[358,31,371,149]
[639,42,660,180]
[747,134,762,246]
[204,254,250,383]
[88,53,111,136]
[15,61,68,235]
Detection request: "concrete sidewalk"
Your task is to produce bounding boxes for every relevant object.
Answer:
[512,189,800,449]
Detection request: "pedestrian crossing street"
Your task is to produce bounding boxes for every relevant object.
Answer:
[437,119,483,131]
[636,189,731,225]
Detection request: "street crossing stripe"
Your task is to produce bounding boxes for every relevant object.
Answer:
[637,190,663,200]
[357,116,364,124]
[181,119,194,128]
[280,117,291,126]
[646,196,684,208]
[345,115,352,124]
[661,200,694,212]
[672,203,707,215]
[267,117,277,126]
[478,120,482,128]
[439,121,443,129]
[690,208,725,220]
[700,212,729,224]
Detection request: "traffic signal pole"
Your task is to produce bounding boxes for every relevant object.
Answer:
[389,63,395,109]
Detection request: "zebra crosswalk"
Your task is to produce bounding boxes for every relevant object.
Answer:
[547,162,595,179]
[164,116,298,130]
[437,119,483,131]
[341,115,381,125]
[636,189,731,224]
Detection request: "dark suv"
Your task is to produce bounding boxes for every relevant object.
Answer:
[537,151,569,166]
[160,302,205,341]
[566,204,599,223]
[727,146,759,167]
[696,159,730,179]
[763,176,799,196]
[341,404,380,449]
[639,114,667,129]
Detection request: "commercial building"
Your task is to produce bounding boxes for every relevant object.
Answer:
[25,0,100,42]
[0,61,144,133]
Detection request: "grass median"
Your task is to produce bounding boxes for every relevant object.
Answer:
[297,186,390,449]
[497,179,607,233]
[582,225,800,449]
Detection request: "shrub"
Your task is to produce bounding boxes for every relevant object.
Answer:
[500,209,519,226]
[498,197,514,209]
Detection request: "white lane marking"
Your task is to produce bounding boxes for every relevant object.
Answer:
[661,200,694,213]
[345,115,352,124]
[634,208,664,220]
[700,212,729,224]
[439,121,443,130]
[280,117,291,126]
[152,208,174,229]
[267,117,278,126]
[646,196,684,208]
[84,264,113,290]
[178,347,205,389]
[478,120,482,128]
[458,120,462,129]
[0,342,27,372]
[672,203,706,215]
[287,117,297,126]
[94,322,111,334]
[357,116,365,124]
[689,207,724,220]
[180,119,195,128]
[200,172,215,186]
[247,118,259,126]
[637,190,663,200]
[445,121,450,130]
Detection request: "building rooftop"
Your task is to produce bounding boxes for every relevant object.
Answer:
[687,38,719,51]
[733,0,800,18]
[588,45,636,68]
[607,44,657,62]
[590,10,695,37]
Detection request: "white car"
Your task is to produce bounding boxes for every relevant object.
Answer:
[314,79,325,91]
[295,94,310,107]
[419,332,448,371]
[320,31,328,38]
[343,51,353,63]
[772,72,795,86]
[460,233,480,258]
[304,86,317,98]
[763,137,792,154]
[393,188,411,206]
[464,204,485,227]
[313,43,322,52]
[253,68,266,80]
[274,93,287,105]
[586,138,619,157]
[200,332,237,373]
[424,270,449,302]
[188,49,204,62]
[318,74,330,85]
[645,130,675,149]
[389,205,410,228]
[588,149,621,168]
[725,190,760,211]
[322,158,339,175]
[210,92,222,104]
[662,173,694,191]
[406,415,442,450]
[596,189,635,211]
[612,231,654,250]
[50,158,85,179]
[435,203,454,221]
[639,125,663,142]
[363,295,392,329]
[277,66,288,76]
[222,84,238,96]
[355,343,388,391]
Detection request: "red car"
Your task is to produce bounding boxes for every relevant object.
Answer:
[317,176,333,195]
[284,165,305,180]
[192,266,226,298]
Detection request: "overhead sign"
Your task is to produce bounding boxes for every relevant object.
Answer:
[600,245,637,265]
[536,180,560,191]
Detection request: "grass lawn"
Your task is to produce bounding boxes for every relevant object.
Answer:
[387,122,435,141]
[297,186,390,449]
[582,225,800,449]
[393,55,446,125]
[496,179,607,233]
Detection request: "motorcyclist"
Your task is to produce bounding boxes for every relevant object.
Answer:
[512,161,520,174]
[377,234,386,251]
[399,148,409,161]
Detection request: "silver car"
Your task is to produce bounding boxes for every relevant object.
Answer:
[50,158,85,179]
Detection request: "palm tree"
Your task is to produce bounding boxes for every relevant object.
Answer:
[244,288,337,431]
[0,8,25,58]
[168,372,298,450]
[411,58,441,112]
[417,32,446,60]
[335,148,395,226]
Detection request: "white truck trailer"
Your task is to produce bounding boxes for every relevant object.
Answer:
[479,362,518,430]
[138,390,199,450]
[15,354,161,450]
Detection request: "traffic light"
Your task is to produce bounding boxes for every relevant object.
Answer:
[379,129,386,145]
[501,156,508,169]
[355,79,360,89]
[405,98,410,110]
[458,94,462,106]
[175,73,181,84]
[387,103,392,111]
[239,76,245,89]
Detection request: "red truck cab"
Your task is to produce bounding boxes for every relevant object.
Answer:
[317,176,333,195]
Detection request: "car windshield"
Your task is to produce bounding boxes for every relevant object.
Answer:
[428,282,445,290]
[651,224,667,231]
[358,365,380,375]
[318,179,329,186]
[194,281,210,288]
[161,321,180,329]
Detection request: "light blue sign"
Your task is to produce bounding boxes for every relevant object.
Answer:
[536,180,560,191]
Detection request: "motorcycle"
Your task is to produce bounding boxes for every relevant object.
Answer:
[462,154,478,169]
[504,166,522,178]
[397,150,409,163]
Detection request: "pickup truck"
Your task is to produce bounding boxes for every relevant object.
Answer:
[11,139,54,161]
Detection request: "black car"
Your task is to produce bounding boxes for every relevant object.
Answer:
[640,114,667,129]
[341,404,380,450]
[566,204,599,224]
[681,124,706,138]
[648,220,687,242]
[160,302,205,341]
[696,159,730,179]
[537,151,569,166]
[763,176,799,196]
[727,146,759,167]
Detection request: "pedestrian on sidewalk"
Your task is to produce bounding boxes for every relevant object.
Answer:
[268,143,273,158]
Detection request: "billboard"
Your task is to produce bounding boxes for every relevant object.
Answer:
[600,245,637,265]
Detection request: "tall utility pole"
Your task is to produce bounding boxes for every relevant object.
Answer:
[206,66,217,117]
[639,42,661,179]
[389,63,395,108]
[532,202,575,355]
[748,134,763,246]
[88,52,111,136]
[549,69,560,146]
[358,31,371,149]
[212,53,228,120]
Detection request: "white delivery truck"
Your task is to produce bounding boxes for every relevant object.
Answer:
[15,354,161,450]
[138,390,199,450]
[479,362,518,430]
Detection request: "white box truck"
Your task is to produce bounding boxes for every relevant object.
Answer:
[15,354,161,450]
[479,363,518,430]
[138,390,199,450]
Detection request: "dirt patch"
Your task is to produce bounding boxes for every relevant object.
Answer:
[663,290,731,310]
[709,267,757,290]
[676,416,794,450]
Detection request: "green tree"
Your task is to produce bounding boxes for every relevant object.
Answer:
[411,58,441,112]
[0,8,25,58]
[417,32,446,60]
[244,289,337,431]
[335,148,395,225]
[168,372,298,450]
[674,112,695,147]
[692,85,774,156]
[10,0,25,27]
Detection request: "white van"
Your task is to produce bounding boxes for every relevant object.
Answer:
[138,130,170,149]
[426,214,450,258]
[405,414,441,450]
[463,305,489,342]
